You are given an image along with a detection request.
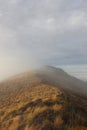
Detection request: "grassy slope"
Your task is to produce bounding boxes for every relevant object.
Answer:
[0,72,87,130]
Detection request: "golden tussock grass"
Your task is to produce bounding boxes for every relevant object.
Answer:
[27,106,49,124]
[52,104,62,111]
[0,78,87,130]
[33,106,48,115]
[69,126,87,130]
[9,116,21,130]
[54,116,63,128]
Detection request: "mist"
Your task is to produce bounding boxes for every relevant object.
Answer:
[0,0,87,80]
[58,65,87,81]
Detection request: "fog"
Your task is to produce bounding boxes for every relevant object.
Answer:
[0,58,40,81]
[58,65,87,81]
[0,0,87,80]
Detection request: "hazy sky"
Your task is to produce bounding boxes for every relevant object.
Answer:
[0,0,87,79]
[58,65,87,81]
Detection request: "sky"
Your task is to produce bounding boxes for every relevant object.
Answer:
[58,65,87,81]
[0,0,87,80]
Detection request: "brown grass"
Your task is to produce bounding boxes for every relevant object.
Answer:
[54,116,63,129]
[27,106,49,124]
[52,104,62,111]
[33,106,48,115]
[0,74,87,130]
[69,126,87,130]
[9,116,21,130]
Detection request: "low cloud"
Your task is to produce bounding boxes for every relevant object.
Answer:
[0,0,87,79]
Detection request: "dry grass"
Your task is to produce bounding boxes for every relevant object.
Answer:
[54,116,63,128]
[52,104,62,111]
[69,126,87,130]
[0,73,87,130]
[27,106,49,124]
[9,116,21,130]
[28,125,36,130]
[33,106,48,115]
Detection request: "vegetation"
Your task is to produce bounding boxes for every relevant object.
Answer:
[0,71,87,130]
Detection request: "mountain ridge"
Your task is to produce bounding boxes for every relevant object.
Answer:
[0,66,87,130]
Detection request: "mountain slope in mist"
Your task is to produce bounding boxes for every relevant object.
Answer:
[0,66,87,130]
[36,66,87,98]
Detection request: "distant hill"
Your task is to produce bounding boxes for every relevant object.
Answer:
[0,66,87,130]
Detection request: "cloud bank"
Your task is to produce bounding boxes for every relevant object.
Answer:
[0,0,87,79]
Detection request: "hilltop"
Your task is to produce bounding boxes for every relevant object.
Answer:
[0,66,87,130]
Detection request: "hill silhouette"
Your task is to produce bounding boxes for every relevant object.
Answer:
[0,66,87,130]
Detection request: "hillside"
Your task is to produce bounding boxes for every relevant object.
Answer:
[0,66,87,130]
